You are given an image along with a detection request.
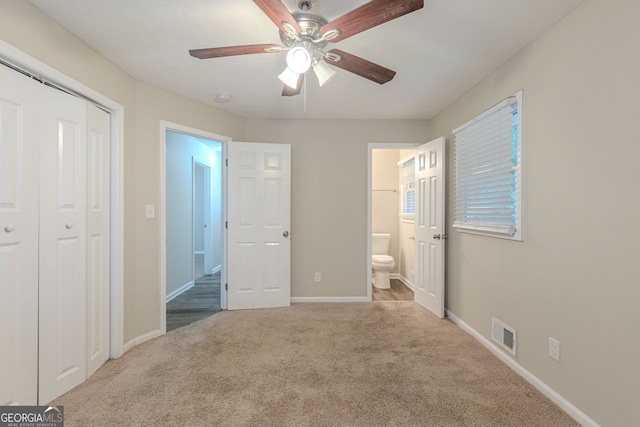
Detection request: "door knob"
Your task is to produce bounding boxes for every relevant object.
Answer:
[66,223,74,229]
[4,224,15,233]
[283,231,289,238]
[433,234,441,240]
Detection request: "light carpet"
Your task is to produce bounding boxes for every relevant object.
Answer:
[53,302,579,426]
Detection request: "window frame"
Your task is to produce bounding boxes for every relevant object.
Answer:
[452,91,523,241]
[398,154,416,223]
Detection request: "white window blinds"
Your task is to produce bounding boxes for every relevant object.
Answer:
[452,91,523,240]
[399,156,415,217]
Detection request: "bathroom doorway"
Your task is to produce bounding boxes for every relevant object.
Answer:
[368,143,421,302]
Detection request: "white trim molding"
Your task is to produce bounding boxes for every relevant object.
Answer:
[396,274,414,291]
[446,310,600,427]
[291,297,370,303]
[123,329,163,354]
[166,281,195,303]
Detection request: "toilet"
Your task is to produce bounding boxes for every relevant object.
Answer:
[372,233,395,289]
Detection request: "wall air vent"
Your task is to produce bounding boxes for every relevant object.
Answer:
[491,317,517,356]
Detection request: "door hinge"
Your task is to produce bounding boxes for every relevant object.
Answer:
[225,221,228,229]
[225,158,228,167]
[225,283,228,291]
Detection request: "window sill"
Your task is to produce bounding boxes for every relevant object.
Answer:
[453,222,522,241]
[400,214,415,224]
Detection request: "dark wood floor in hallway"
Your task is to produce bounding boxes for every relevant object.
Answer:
[166,271,221,332]
[372,278,414,301]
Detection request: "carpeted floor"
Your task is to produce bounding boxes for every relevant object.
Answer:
[53,302,579,426]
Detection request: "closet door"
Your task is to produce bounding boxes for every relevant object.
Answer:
[38,84,87,404]
[86,104,110,378]
[0,66,40,405]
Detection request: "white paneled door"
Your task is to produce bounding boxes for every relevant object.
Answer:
[38,83,88,404]
[86,104,111,378]
[0,65,110,405]
[227,142,291,310]
[0,64,40,406]
[414,137,446,318]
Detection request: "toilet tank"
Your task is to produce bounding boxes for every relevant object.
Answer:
[372,233,391,255]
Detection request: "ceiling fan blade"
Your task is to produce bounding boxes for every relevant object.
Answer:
[282,74,304,96]
[326,49,396,84]
[253,0,301,34]
[320,0,423,43]
[189,44,282,59]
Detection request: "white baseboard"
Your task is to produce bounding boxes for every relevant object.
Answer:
[397,274,414,291]
[123,329,163,354]
[210,264,222,275]
[166,280,194,303]
[291,296,370,303]
[446,310,599,427]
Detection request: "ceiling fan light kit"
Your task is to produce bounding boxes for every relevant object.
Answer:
[189,0,424,97]
[286,45,312,74]
[278,66,301,89]
[313,60,337,87]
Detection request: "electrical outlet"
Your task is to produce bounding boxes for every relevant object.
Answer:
[314,272,321,283]
[549,337,560,362]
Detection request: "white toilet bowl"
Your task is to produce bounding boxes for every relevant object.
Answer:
[372,254,395,289]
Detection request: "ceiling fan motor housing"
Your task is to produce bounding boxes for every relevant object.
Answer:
[280,11,328,50]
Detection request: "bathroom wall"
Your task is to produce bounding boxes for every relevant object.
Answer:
[398,149,417,286]
[371,149,400,275]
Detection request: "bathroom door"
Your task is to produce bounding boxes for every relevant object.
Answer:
[226,142,291,310]
[414,137,446,318]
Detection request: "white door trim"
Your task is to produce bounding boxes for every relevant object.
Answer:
[367,142,423,301]
[159,121,231,333]
[0,39,126,359]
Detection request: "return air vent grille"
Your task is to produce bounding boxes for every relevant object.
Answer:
[492,317,517,356]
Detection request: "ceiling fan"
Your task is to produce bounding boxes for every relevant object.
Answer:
[189,0,424,96]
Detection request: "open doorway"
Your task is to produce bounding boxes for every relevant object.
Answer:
[367,140,447,316]
[161,126,228,332]
[368,143,421,302]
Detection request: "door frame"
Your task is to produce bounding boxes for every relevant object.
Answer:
[193,160,213,278]
[367,142,423,301]
[0,40,126,358]
[159,121,230,333]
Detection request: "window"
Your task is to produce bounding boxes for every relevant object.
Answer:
[452,91,523,240]
[398,155,415,222]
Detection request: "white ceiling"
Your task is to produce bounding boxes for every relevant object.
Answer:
[28,0,583,120]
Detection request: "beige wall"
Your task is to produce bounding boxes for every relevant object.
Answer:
[428,0,640,425]
[245,119,429,297]
[133,83,244,339]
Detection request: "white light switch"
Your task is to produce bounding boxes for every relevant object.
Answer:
[145,204,155,219]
